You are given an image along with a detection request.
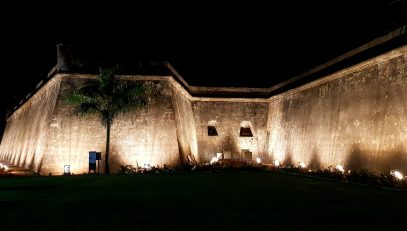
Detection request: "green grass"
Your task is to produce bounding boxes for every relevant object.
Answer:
[1,172,406,230]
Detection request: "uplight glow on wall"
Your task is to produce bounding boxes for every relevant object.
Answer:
[0,44,407,175]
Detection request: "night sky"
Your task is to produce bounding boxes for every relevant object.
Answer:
[0,1,405,136]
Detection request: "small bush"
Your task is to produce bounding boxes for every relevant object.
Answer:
[118,165,138,174]
[378,172,397,187]
[347,169,378,185]
[118,161,268,175]
[117,161,407,191]
[313,168,336,179]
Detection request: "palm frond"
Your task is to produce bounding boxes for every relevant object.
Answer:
[98,110,114,128]
[65,67,153,127]
[98,67,119,95]
[63,66,154,174]
[112,82,148,114]
[73,102,101,116]
[65,92,95,105]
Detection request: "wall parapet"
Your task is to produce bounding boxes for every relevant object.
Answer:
[7,26,406,119]
[269,45,407,101]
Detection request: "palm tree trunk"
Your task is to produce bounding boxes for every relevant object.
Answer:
[105,123,111,174]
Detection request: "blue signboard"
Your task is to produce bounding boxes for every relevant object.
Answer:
[89,151,97,164]
[89,151,97,172]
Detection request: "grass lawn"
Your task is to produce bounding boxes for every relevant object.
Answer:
[0,172,406,230]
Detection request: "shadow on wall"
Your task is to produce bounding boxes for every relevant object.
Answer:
[105,144,125,173]
[221,135,238,159]
[308,149,321,170]
[10,152,19,166]
[346,144,407,173]
[13,151,20,166]
[36,156,44,173]
[24,153,35,170]
[1,151,44,173]
[3,152,11,163]
[177,138,189,164]
[284,150,294,166]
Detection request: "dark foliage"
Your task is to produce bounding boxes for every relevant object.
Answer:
[118,161,407,190]
[347,169,378,185]
[65,67,154,174]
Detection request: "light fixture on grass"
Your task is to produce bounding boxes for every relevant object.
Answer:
[390,170,403,180]
[64,165,71,175]
[336,165,344,173]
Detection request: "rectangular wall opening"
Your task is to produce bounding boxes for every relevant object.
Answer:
[239,127,253,137]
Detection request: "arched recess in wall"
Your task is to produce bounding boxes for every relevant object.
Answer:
[207,120,218,136]
[240,121,253,137]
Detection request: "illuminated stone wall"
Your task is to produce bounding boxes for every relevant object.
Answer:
[268,46,407,172]
[108,79,180,171]
[192,100,269,162]
[171,82,198,162]
[41,75,180,174]
[40,76,106,174]
[0,77,61,172]
[1,45,406,175]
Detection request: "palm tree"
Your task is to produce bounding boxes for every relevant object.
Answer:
[65,67,152,174]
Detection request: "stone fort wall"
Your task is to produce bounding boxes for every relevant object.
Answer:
[0,45,406,174]
[268,45,407,173]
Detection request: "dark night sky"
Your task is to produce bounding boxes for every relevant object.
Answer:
[0,0,405,135]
